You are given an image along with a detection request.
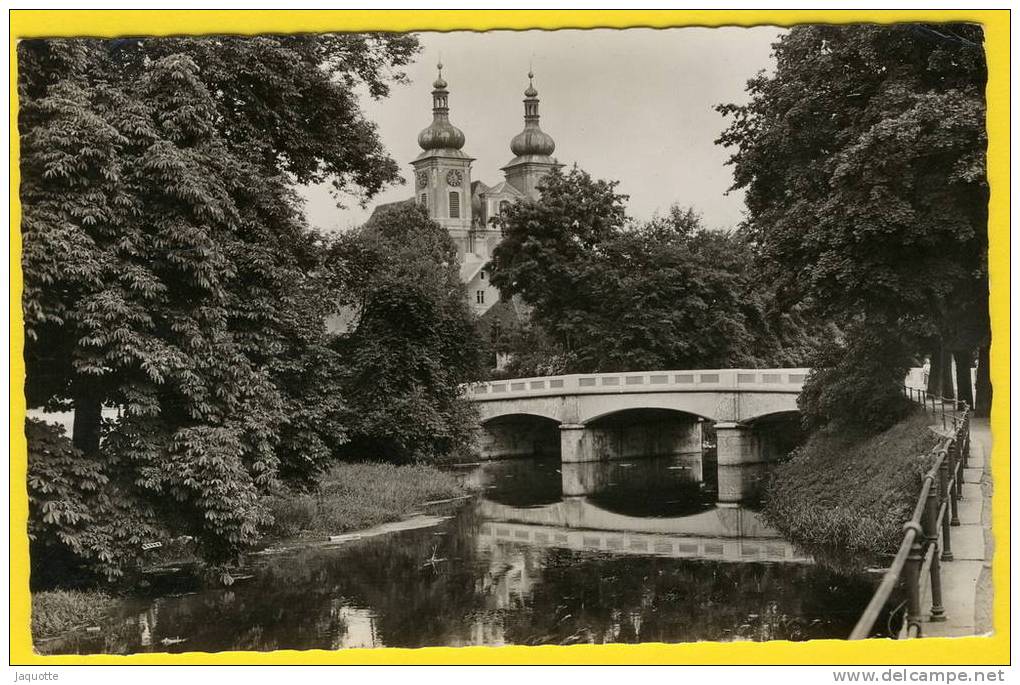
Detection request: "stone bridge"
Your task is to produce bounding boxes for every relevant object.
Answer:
[464,368,808,503]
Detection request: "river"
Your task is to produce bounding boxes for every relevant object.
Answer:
[41,453,892,654]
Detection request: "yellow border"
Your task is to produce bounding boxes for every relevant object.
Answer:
[9,9,1010,666]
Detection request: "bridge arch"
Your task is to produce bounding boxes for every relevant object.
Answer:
[733,392,800,424]
[479,411,562,427]
[475,398,565,425]
[475,412,560,460]
[575,392,729,424]
[582,406,712,426]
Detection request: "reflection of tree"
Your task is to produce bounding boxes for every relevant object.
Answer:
[47,509,492,653]
[322,508,493,647]
[498,550,883,645]
[41,503,892,654]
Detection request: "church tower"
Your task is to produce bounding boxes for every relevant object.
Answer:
[502,71,561,199]
[412,62,474,256]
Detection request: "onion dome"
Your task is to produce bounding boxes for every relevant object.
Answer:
[418,61,466,151]
[509,71,555,157]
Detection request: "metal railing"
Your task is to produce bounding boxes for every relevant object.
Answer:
[848,393,971,639]
[901,384,970,431]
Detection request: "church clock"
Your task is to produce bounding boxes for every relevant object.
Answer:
[446,169,463,187]
[416,171,429,189]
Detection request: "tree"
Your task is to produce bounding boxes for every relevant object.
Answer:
[488,166,629,369]
[717,24,990,422]
[18,34,418,576]
[329,203,483,463]
[489,169,827,373]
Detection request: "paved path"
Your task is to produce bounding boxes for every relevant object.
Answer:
[916,418,993,637]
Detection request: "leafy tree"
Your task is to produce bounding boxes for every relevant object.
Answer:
[717,24,990,420]
[488,166,629,366]
[491,319,572,379]
[330,203,482,463]
[18,34,417,576]
[489,169,827,373]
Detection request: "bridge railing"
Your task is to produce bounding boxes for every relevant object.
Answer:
[464,368,811,400]
[849,403,971,640]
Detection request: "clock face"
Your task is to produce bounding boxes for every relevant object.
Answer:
[416,171,429,189]
[446,169,463,187]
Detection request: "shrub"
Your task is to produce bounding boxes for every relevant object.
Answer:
[760,410,939,569]
[31,590,113,639]
[799,325,916,433]
[26,419,163,585]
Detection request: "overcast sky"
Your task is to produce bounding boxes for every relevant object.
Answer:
[302,27,785,233]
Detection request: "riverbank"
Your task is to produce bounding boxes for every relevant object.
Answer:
[761,410,939,568]
[32,461,471,643]
[265,462,469,538]
[32,590,114,640]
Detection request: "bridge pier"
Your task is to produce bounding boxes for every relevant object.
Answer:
[559,424,588,463]
[715,422,768,506]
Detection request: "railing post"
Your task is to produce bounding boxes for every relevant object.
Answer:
[949,437,962,526]
[903,521,925,636]
[962,413,971,468]
[925,475,946,622]
[938,453,954,562]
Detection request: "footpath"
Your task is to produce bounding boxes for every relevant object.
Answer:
[916,418,994,637]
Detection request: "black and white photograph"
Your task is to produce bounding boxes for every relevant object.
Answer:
[16,16,996,658]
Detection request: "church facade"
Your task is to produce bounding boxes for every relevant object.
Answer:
[371,63,560,316]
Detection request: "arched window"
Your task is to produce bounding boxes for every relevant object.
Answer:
[449,191,461,219]
[499,200,511,216]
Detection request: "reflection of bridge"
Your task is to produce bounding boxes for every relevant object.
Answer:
[476,498,809,564]
[466,368,808,503]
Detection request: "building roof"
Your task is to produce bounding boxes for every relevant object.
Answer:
[478,180,526,199]
[367,198,415,224]
[459,254,488,283]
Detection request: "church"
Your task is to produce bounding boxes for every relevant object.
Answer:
[370,62,561,317]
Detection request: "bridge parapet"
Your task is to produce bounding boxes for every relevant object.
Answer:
[465,368,810,402]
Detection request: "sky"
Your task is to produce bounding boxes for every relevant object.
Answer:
[302,27,785,233]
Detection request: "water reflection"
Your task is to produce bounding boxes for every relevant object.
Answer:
[41,455,889,654]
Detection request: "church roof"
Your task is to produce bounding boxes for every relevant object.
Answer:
[418,61,468,154]
[459,254,488,283]
[367,198,415,223]
[478,180,526,198]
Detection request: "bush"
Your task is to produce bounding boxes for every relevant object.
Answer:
[760,410,939,569]
[265,462,467,537]
[31,590,113,639]
[799,326,916,432]
[26,420,164,585]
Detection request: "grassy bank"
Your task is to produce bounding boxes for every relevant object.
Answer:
[761,410,939,568]
[32,590,114,640]
[266,462,468,538]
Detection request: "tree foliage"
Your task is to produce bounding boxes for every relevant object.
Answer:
[717,24,990,423]
[330,204,482,463]
[489,168,829,374]
[18,34,418,577]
